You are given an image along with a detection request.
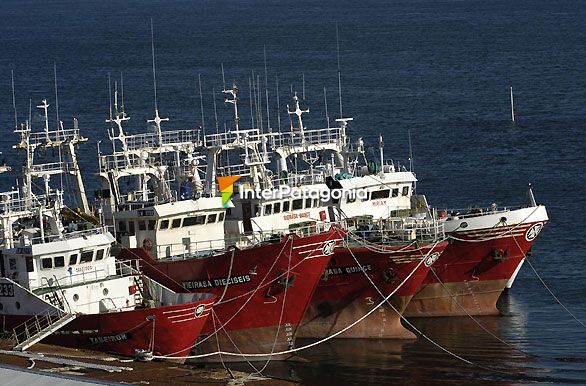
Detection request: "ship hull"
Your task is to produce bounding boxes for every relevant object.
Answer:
[119,228,344,362]
[298,241,448,339]
[404,205,548,317]
[1,297,214,363]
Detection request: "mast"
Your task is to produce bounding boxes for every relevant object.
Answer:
[11,70,18,130]
[324,87,330,128]
[198,74,205,135]
[264,45,271,133]
[223,83,240,133]
[336,22,343,119]
[147,19,168,145]
[276,76,281,131]
[287,93,309,139]
[379,134,384,168]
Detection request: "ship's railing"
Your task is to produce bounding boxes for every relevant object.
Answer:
[0,191,61,215]
[205,128,263,148]
[12,307,69,347]
[241,151,270,165]
[347,216,445,244]
[441,205,521,220]
[217,163,252,178]
[18,226,109,247]
[155,238,226,260]
[26,128,85,147]
[98,152,144,173]
[271,126,343,148]
[123,129,201,151]
[32,259,142,291]
[270,171,327,188]
[154,222,333,261]
[29,161,75,175]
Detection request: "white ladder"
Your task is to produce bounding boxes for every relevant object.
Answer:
[12,308,77,351]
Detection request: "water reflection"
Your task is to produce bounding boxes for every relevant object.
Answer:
[224,293,586,384]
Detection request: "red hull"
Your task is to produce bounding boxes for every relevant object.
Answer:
[119,228,344,361]
[2,299,214,363]
[298,241,448,339]
[405,221,547,317]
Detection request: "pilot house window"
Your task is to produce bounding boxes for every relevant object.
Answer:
[402,186,410,196]
[54,256,65,268]
[371,190,390,200]
[80,251,94,263]
[41,258,53,269]
[171,218,182,228]
[183,217,198,227]
[69,254,78,265]
[95,249,105,261]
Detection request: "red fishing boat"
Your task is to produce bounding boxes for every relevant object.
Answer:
[119,225,344,361]
[299,232,448,339]
[0,101,215,363]
[404,200,548,317]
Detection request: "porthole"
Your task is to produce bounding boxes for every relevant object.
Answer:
[460,222,468,229]
[15,301,20,310]
[103,288,109,296]
[73,294,79,302]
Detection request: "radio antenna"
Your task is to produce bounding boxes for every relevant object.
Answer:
[248,77,255,129]
[408,128,414,173]
[302,73,305,100]
[120,72,125,113]
[150,19,158,112]
[324,86,330,128]
[53,62,60,127]
[107,73,113,125]
[264,45,271,132]
[276,76,281,132]
[11,70,17,129]
[221,63,226,91]
[212,88,219,133]
[198,74,205,135]
[257,74,263,131]
[336,21,343,119]
[147,19,168,142]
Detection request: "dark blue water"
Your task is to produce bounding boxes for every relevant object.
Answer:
[1,0,585,384]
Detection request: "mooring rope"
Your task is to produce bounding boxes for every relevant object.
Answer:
[156,235,293,357]
[153,232,431,360]
[341,234,518,376]
[508,230,586,330]
[155,228,342,360]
